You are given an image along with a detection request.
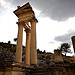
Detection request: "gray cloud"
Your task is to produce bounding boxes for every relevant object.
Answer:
[2,0,75,21]
[30,0,75,21]
[48,42,55,44]
[4,0,28,7]
[54,30,75,45]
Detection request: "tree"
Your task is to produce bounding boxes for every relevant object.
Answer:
[42,50,46,54]
[8,41,11,44]
[37,49,43,54]
[59,43,72,56]
[13,38,17,42]
[0,46,15,70]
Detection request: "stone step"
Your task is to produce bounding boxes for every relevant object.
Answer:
[30,70,48,75]
[31,73,46,75]
[31,70,48,73]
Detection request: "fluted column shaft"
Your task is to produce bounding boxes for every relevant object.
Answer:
[30,18,37,65]
[25,29,31,65]
[16,24,23,63]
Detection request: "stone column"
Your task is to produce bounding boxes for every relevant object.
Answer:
[30,18,38,65]
[25,29,31,65]
[16,23,23,63]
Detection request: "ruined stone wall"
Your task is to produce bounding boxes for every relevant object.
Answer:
[0,63,75,75]
[54,50,63,63]
[24,64,75,75]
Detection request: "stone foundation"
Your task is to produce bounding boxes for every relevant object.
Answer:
[0,63,23,75]
[0,71,22,75]
[24,63,75,75]
[0,63,75,75]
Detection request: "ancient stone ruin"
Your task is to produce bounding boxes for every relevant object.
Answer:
[0,2,75,75]
[14,2,38,66]
[54,49,63,63]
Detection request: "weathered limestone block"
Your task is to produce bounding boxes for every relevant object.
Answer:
[0,67,23,75]
[54,49,63,63]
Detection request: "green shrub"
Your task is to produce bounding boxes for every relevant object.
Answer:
[64,60,71,63]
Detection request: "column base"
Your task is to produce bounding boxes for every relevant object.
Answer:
[0,70,23,75]
[0,64,23,75]
[2,71,22,75]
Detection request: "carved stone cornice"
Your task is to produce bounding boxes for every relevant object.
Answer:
[13,2,35,19]
[14,3,31,15]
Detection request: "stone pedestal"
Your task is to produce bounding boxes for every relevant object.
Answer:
[3,71,22,75]
[30,18,37,65]
[0,66,23,75]
[25,29,31,65]
[16,24,23,63]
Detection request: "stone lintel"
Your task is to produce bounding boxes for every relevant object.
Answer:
[18,15,35,23]
[16,10,35,19]
[17,21,30,29]
[23,23,30,29]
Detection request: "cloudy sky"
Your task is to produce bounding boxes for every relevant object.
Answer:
[0,0,75,55]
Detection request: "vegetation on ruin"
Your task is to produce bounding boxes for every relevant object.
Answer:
[0,46,15,70]
[59,43,72,56]
[13,38,17,42]
[37,49,46,54]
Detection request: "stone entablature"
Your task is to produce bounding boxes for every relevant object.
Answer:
[14,2,35,23]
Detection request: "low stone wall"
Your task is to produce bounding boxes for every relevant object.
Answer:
[0,63,75,75]
[0,72,3,75]
[24,63,75,75]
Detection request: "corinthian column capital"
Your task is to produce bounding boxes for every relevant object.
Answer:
[25,29,31,33]
[30,17,38,23]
